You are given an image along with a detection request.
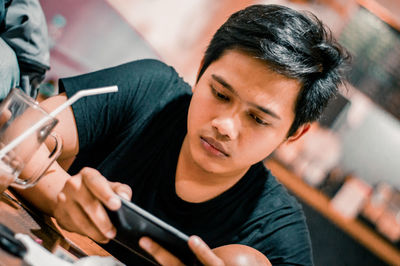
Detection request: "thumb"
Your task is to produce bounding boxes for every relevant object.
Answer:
[110,181,132,201]
[188,236,224,266]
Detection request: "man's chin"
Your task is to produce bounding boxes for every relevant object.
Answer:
[191,153,229,174]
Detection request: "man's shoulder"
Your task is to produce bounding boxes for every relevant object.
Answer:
[119,59,191,97]
[125,58,172,72]
[59,58,191,158]
[104,59,179,80]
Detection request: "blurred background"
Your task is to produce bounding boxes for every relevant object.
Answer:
[38,0,400,265]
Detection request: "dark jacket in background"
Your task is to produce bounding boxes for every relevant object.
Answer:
[0,0,50,98]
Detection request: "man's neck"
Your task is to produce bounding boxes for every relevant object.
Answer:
[175,136,248,203]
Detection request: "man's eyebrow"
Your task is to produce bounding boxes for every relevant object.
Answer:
[212,74,238,96]
[251,104,281,120]
[211,74,281,120]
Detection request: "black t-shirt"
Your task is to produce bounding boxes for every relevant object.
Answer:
[59,59,313,266]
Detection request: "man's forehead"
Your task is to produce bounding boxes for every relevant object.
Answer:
[205,49,301,103]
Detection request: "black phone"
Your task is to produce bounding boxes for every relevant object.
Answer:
[106,197,198,265]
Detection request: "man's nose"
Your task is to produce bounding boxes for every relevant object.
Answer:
[211,115,239,140]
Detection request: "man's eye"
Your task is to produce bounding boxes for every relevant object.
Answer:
[249,113,268,126]
[211,87,229,101]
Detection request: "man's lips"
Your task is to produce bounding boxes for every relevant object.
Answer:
[200,136,229,157]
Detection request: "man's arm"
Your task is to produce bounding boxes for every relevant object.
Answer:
[15,93,79,214]
[15,93,132,243]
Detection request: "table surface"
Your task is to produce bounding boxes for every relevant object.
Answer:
[0,189,111,266]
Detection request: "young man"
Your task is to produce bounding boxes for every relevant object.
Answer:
[17,4,349,266]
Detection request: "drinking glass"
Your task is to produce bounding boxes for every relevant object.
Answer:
[0,88,62,192]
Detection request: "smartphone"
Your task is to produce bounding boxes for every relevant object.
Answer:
[106,196,198,265]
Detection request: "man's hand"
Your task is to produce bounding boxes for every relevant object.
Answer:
[53,167,132,243]
[139,235,224,266]
[139,235,271,266]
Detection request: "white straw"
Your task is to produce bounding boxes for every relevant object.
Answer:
[0,86,118,158]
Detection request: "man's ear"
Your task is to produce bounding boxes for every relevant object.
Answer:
[286,123,311,143]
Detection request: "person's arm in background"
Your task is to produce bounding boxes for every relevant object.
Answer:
[1,0,50,98]
[15,93,132,243]
[0,0,20,99]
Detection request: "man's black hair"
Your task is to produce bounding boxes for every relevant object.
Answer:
[197,4,350,137]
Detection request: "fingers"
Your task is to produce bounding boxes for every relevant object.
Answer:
[110,181,132,201]
[53,167,133,243]
[188,236,224,266]
[139,237,183,266]
[55,191,114,243]
[139,235,225,266]
[80,167,121,210]
[54,168,119,243]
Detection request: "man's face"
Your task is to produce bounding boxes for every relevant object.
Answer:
[185,49,302,175]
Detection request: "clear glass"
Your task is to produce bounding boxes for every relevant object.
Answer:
[0,88,62,192]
